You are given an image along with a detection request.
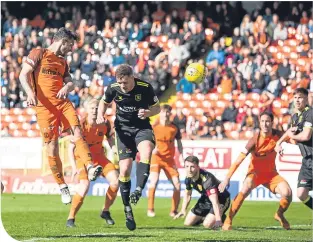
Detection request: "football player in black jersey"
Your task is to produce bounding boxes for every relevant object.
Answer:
[96,64,160,230]
[174,156,230,230]
[276,88,313,210]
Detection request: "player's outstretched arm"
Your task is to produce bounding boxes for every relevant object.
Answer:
[176,139,184,164]
[275,127,297,155]
[208,193,223,229]
[97,99,109,124]
[174,189,192,219]
[19,63,37,106]
[219,152,247,193]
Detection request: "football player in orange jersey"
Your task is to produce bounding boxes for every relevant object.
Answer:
[66,99,119,227]
[19,28,102,205]
[219,111,292,230]
[147,104,184,217]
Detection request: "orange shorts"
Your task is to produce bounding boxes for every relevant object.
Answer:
[75,150,116,180]
[246,171,287,193]
[36,101,80,143]
[150,155,179,179]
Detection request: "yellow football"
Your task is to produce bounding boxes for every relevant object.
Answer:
[184,63,206,84]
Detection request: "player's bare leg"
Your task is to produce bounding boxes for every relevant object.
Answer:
[100,170,119,225]
[67,179,89,227]
[274,181,292,230]
[147,171,160,217]
[119,158,136,230]
[184,211,204,226]
[169,176,181,217]
[298,187,313,210]
[130,140,154,205]
[46,140,71,204]
[223,176,254,230]
[71,126,102,181]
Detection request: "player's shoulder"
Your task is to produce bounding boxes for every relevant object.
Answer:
[135,78,151,88]
[272,129,284,138]
[199,169,212,181]
[109,81,119,89]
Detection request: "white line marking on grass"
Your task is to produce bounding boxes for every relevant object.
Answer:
[23,233,120,242]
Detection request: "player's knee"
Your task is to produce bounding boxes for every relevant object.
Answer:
[46,140,58,156]
[183,219,193,226]
[110,180,119,189]
[203,220,214,229]
[281,187,292,198]
[297,189,308,201]
[173,181,181,191]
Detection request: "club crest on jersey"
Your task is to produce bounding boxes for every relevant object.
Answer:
[135,94,141,101]
[197,184,203,191]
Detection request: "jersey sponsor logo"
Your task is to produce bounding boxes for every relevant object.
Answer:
[135,94,142,101]
[41,67,63,77]
[210,188,216,194]
[119,106,138,113]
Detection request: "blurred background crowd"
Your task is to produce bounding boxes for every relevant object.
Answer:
[1,1,313,139]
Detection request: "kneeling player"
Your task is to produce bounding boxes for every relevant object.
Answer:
[174,156,230,230]
[219,111,292,230]
[147,104,184,217]
[66,99,119,227]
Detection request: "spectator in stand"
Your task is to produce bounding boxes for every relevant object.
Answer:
[263,8,273,24]
[219,72,233,94]
[173,108,187,135]
[212,123,227,140]
[129,24,144,41]
[268,14,279,38]
[277,58,291,86]
[140,16,152,38]
[240,14,253,36]
[251,70,266,94]
[176,77,195,94]
[7,73,20,108]
[68,89,80,108]
[237,107,259,132]
[186,116,199,139]
[70,52,82,73]
[206,42,225,68]
[221,100,238,124]
[161,15,172,35]
[112,47,126,67]
[273,22,287,40]
[168,38,190,66]
[81,53,96,79]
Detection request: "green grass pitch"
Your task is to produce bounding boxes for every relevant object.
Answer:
[1,194,312,242]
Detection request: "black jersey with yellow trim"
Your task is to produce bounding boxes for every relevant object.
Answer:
[291,106,313,156]
[185,169,230,200]
[102,78,159,128]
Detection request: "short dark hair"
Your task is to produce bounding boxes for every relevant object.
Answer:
[53,27,79,42]
[115,64,133,79]
[294,88,308,97]
[259,111,274,121]
[161,104,172,112]
[184,156,199,166]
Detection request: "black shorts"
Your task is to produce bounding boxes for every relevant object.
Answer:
[115,125,155,160]
[191,193,231,218]
[298,156,312,190]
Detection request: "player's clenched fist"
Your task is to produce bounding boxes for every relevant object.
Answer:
[218,178,229,193]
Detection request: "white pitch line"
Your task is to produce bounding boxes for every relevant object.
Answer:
[23,233,120,242]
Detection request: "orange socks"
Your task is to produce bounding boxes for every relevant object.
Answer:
[68,194,84,219]
[75,138,93,166]
[148,187,156,211]
[103,186,118,211]
[225,192,245,225]
[171,189,180,213]
[48,156,65,185]
[277,197,290,214]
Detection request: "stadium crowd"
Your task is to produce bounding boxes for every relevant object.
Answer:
[1,1,313,139]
